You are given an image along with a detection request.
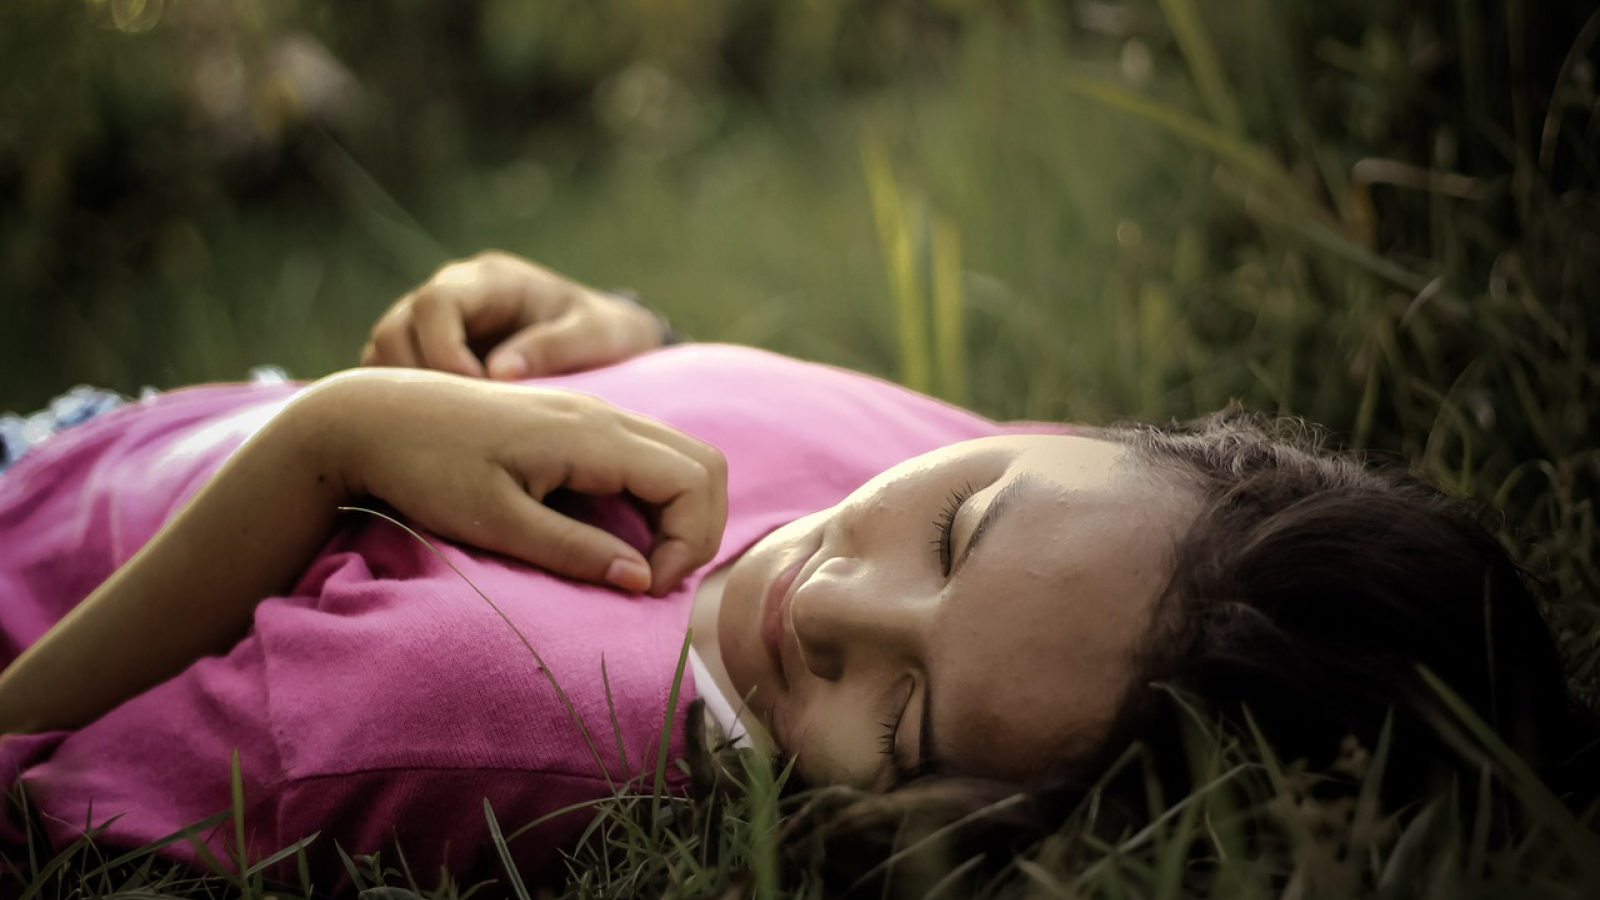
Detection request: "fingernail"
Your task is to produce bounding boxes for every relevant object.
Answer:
[489,353,527,380]
[604,557,651,592]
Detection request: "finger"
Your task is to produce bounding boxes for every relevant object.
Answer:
[651,453,728,595]
[610,418,731,575]
[486,311,603,379]
[440,258,545,349]
[369,303,421,368]
[618,419,733,548]
[643,485,727,596]
[524,427,726,594]
[476,483,655,592]
[410,291,487,377]
[604,432,728,596]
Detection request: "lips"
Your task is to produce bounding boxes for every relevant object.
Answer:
[760,544,814,687]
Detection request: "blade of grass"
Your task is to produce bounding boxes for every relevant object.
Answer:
[298,127,450,276]
[504,793,638,845]
[1058,70,1432,294]
[1467,764,1494,884]
[1419,666,1600,877]
[335,842,369,891]
[483,801,533,900]
[845,794,1029,893]
[650,630,694,837]
[341,506,616,792]
[1538,8,1600,171]
[1156,0,1244,134]
[1376,798,1442,900]
[16,832,98,900]
[600,656,630,777]
[931,214,967,406]
[744,747,780,900]
[75,811,230,882]
[242,831,321,880]
[1354,712,1397,861]
[15,784,39,880]
[1057,72,1311,219]
[180,829,233,882]
[229,750,253,900]
[862,132,931,392]
[1014,857,1070,896]
[923,852,987,900]
[297,836,314,897]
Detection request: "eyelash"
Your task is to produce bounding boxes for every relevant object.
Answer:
[878,716,900,760]
[879,679,916,764]
[930,480,975,576]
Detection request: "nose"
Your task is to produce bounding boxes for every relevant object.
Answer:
[790,555,927,681]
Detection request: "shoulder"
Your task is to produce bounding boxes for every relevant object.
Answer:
[546,344,1003,449]
[254,545,698,881]
[257,541,696,781]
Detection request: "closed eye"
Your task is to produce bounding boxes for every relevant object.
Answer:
[930,481,975,576]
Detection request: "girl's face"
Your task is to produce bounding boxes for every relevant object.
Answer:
[713,434,1193,788]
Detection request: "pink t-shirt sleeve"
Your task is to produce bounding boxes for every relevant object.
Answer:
[0,345,1040,887]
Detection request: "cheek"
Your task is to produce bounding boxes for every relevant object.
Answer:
[789,687,879,787]
[838,484,939,562]
[716,514,830,697]
[713,566,760,695]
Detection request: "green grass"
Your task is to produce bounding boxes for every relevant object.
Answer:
[2,0,1596,896]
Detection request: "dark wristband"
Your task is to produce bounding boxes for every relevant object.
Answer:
[607,289,684,346]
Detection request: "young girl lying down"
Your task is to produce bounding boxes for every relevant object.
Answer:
[0,252,1590,891]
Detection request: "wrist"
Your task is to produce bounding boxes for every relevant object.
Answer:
[606,289,683,347]
[284,371,385,501]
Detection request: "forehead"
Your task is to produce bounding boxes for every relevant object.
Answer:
[927,436,1184,780]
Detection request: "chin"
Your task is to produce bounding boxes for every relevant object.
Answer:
[714,549,770,708]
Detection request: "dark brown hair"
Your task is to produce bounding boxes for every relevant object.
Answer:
[765,409,1597,897]
[1111,411,1593,791]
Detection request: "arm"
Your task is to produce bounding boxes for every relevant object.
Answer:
[0,385,347,734]
[0,369,726,735]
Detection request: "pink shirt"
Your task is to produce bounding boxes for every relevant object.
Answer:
[0,346,1034,888]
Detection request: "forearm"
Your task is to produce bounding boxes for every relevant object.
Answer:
[0,382,354,734]
[0,363,727,734]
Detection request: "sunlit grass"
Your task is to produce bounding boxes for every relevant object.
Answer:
[10,685,1599,899]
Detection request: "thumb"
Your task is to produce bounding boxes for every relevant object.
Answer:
[486,315,609,379]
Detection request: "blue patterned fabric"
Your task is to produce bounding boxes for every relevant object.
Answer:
[0,366,291,474]
[0,386,130,474]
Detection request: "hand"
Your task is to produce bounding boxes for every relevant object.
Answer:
[312,369,726,595]
[360,251,668,379]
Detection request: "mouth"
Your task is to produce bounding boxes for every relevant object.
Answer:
[760,540,816,689]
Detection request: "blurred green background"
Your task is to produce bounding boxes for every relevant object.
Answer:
[2,0,1595,617]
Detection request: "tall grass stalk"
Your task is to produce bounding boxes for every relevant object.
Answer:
[862,134,931,395]
[930,215,968,407]
[1155,0,1245,134]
